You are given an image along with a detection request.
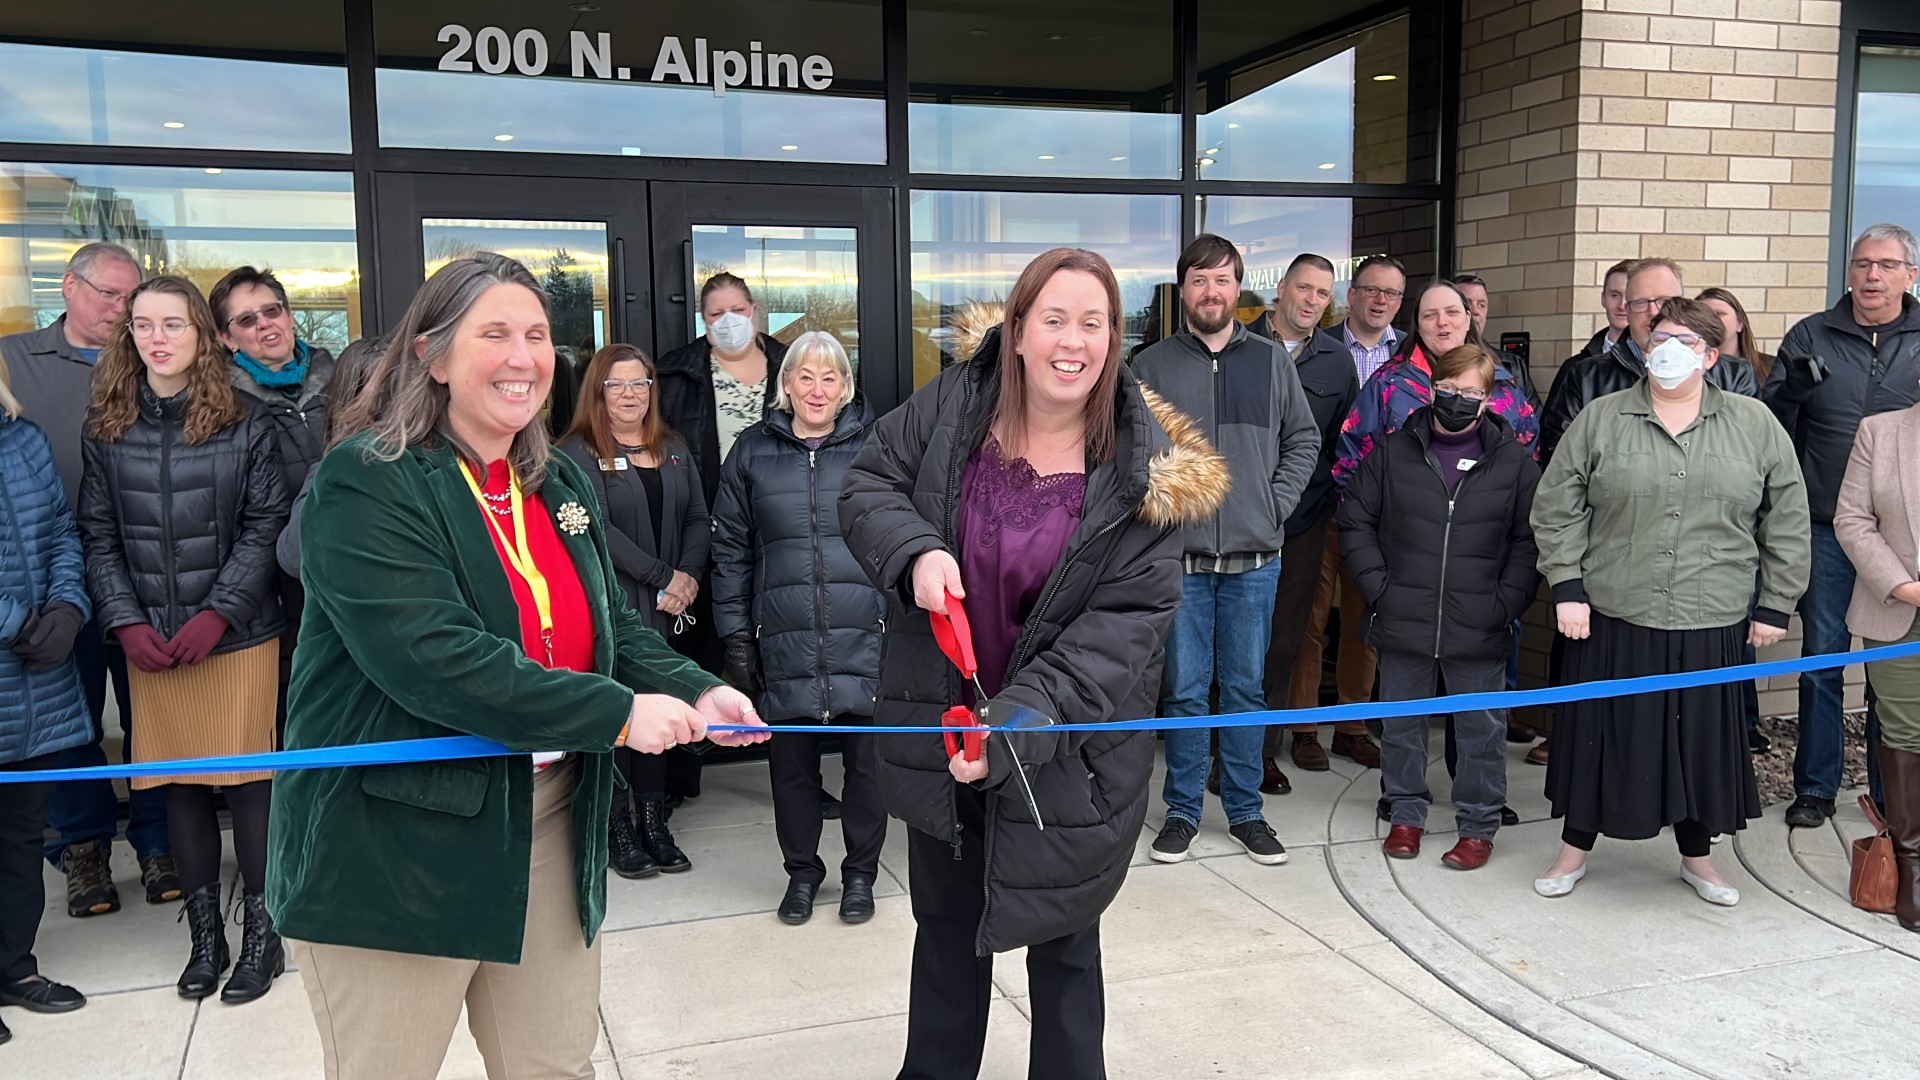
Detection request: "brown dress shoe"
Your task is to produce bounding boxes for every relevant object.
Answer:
[1383,824,1423,859]
[1526,738,1551,766]
[1290,731,1330,771]
[1261,758,1291,795]
[1331,732,1382,769]
[1442,837,1493,870]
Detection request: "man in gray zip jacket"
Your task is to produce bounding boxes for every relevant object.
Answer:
[1130,236,1320,866]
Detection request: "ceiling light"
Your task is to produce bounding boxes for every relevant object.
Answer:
[968,28,988,35]
[1038,154,1055,160]
[494,133,514,142]
[1109,155,1127,161]
[620,146,644,155]
[1205,147,1220,154]
[568,2,601,10]
[1318,162,1337,169]
[781,144,799,151]
[1227,122,1240,129]
[1199,157,1216,166]
[1045,33,1067,41]
[1373,73,1398,82]
[162,121,185,129]
[204,168,223,174]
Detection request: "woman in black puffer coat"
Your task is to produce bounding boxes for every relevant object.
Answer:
[710,331,886,927]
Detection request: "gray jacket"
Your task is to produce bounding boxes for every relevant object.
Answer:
[1,316,96,505]
[1129,323,1320,560]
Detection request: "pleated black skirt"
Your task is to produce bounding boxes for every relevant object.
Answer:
[1546,612,1761,839]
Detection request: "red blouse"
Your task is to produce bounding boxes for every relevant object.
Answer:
[475,459,595,675]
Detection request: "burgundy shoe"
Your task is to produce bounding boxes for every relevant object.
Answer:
[1261,757,1291,795]
[1383,825,1423,859]
[1526,738,1551,766]
[1443,837,1493,870]
[1331,731,1382,768]
[1290,732,1330,771]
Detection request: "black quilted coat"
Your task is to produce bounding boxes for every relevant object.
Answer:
[75,386,290,652]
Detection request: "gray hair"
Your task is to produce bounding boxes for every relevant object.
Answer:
[773,330,856,413]
[329,252,555,490]
[67,241,140,281]
[1853,223,1919,267]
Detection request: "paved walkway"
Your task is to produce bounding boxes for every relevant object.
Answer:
[6,733,1910,1078]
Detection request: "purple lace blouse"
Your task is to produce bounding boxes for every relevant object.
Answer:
[957,437,1086,698]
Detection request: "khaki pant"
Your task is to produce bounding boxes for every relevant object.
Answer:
[290,761,600,1080]
[1288,524,1376,731]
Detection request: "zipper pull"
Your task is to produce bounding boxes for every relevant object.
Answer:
[809,449,817,468]
[1212,357,1219,374]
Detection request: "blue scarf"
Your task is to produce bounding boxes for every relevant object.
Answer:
[234,340,310,392]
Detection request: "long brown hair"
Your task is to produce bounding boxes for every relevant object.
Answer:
[994,247,1124,464]
[89,276,242,444]
[562,343,680,464]
[1696,287,1766,383]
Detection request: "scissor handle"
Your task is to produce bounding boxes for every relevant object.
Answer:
[928,590,978,680]
[942,705,982,762]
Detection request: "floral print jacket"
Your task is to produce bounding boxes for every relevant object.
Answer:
[1331,343,1540,491]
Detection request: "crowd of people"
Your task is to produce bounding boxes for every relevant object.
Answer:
[1,223,1918,1078]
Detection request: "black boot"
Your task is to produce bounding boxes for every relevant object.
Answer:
[609,795,660,880]
[639,797,691,873]
[221,892,284,1004]
[177,884,229,1000]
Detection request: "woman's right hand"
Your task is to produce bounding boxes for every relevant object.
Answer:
[1894,581,1920,607]
[113,623,175,673]
[663,570,699,610]
[618,694,704,754]
[1555,601,1592,641]
[911,549,965,614]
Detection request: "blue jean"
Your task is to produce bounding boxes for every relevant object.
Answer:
[1162,561,1281,827]
[45,621,171,865]
[1797,523,1881,801]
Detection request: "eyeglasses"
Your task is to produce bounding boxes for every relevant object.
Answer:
[226,301,287,331]
[604,378,654,394]
[1433,383,1489,403]
[1850,258,1913,275]
[75,273,131,306]
[1354,284,1405,302]
[131,318,191,339]
[1649,331,1704,348]
[1626,296,1678,313]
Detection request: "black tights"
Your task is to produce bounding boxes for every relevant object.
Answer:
[1562,819,1713,859]
[165,781,272,896]
[615,747,667,802]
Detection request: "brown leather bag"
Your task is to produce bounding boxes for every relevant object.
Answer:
[1850,795,1899,915]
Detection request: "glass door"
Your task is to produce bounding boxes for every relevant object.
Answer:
[649,182,897,408]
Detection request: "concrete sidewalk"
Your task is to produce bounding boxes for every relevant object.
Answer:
[5,732,1909,1078]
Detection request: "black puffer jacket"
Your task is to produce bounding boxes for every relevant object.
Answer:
[655,333,788,507]
[76,387,290,652]
[1244,321,1360,536]
[838,309,1228,955]
[1768,293,1920,523]
[229,346,336,497]
[711,400,883,723]
[1538,337,1757,467]
[1338,409,1540,661]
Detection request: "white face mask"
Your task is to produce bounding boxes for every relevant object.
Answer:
[708,311,755,354]
[1646,337,1703,390]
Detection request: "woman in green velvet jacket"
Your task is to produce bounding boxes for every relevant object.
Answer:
[266,253,765,1080]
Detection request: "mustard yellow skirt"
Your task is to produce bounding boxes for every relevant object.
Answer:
[128,640,280,790]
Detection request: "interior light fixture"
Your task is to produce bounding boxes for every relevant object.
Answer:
[781,144,800,151]
[1204,147,1220,154]
[1109,155,1127,161]
[1317,162,1337,170]
[1199,156,1216,166]
[569,2,602,11]
[620,146,644,155]
[1038,154,1055,160]
[968,28,989,35]
[1227,122,1240,129]
[204,168,223,174]
[162,121,185,129]
[494,133,515,142]
[1045,33,1067,41]
[1373,73,1398,81]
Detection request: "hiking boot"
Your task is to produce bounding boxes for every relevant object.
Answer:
[63,840,119,918]
[639,797,691,872]
[608,798,660,880]
[1331,732,1382,768]
[141,854,183,904]
[1291,731,1330,771]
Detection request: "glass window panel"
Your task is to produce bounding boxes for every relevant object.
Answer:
[1194,195,1437,334]
[0,7,349,152]
[690,225,860,367]
[909,191,1179,387]
[422,219,610,367]
[375,0,885,164]
[1197,7,1434,184]
[908,1,1179,179]
[0,163,361,351]
[1854,46,1920,271]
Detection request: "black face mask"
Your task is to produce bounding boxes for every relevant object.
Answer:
[1430,389,1483,433]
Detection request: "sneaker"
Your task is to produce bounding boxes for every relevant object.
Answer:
[140,854,183,904]
[1748,728,1772,754]
[1783,795,1835,829]
[1149,819,1198,864]
[1228,820,1289,865]
[62,840,119,918]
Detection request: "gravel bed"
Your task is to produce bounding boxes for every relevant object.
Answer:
[1751,708,1872,806]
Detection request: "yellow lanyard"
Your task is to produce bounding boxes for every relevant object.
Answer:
[462,461,554,665]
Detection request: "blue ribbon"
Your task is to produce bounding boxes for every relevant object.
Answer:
[5,639,1915,784]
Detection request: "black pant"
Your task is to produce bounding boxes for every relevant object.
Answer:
[1563,820,1712,858]
[769,725,885,886]
[899,785,1106,1080]
[1,754,58,984]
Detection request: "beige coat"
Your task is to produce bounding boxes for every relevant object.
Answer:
[1834,402,1920,642]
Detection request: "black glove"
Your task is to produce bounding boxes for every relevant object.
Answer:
[721,632,764,696]
[1778,353,1827,403]
[18,601,85,671]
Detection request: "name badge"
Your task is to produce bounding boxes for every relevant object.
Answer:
[1457,457,1477,472]
[597,457,630,472]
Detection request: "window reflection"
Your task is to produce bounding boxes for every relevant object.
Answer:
[690,225,860,365]
[423,219,610,367]
[909,190,1178,387]
[908,1,1179,179]
[1854,46,1920,265]
[1197,195,1437,331]
[0,163,360,349]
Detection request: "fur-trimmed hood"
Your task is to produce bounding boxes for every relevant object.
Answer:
[945,300,1228,529]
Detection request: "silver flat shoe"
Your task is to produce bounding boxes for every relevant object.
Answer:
[1533,864,1586,898]
[1680,868,1739,907]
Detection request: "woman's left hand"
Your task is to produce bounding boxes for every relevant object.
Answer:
[949,732,990,784]
[1749,622,1787,649]
[664,570,700,609]
[696,684,771,747]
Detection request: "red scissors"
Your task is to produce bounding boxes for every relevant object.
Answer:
[929,591,987,762]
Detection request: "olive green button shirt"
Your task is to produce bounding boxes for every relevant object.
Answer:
[1532,380,1811,630]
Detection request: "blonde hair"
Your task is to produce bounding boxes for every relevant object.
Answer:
[0,355,19,419]
[773,331,856,413]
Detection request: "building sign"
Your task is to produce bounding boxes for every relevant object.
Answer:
[436,25,834,98]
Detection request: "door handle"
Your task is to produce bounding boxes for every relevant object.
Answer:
[677,238,694,338]
[611,237,629,341]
